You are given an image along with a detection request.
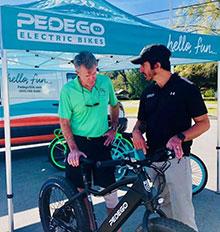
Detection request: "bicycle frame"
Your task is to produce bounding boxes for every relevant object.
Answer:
[48,130,207,195]
[97,176,152,232]
[58,165,166,232]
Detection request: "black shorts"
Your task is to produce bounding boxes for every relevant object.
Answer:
[65,135,115,188]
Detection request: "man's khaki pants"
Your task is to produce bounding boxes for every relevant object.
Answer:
[150,157,198,231]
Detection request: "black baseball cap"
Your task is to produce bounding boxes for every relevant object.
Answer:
[130,44,171,65]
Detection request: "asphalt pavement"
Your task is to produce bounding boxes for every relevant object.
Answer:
[0,117,220,231]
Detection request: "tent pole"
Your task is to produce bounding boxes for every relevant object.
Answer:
[1,49,14,231]
[217,61,220,193]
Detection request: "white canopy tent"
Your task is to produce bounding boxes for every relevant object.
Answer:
[0,0,220,231]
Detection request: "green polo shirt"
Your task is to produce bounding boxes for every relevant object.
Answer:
[58,74,118,137]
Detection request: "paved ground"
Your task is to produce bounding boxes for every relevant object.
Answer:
[0,116,220,231]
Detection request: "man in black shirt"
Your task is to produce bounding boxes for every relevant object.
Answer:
[131,44,210,231]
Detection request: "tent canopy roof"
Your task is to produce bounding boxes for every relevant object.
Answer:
[17,0,163,28]
[0,0,219,71]
[0,49,213,72]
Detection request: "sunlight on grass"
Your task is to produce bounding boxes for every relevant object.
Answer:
[124,107,138,116]
[122,100,217,117]
[205,101,217,116]
[208,108,217,116]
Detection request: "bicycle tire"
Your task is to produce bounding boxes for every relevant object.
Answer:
[49,139,69,170]
[190,154,208,195]
[136,217,196,232]
[39,176,90,232]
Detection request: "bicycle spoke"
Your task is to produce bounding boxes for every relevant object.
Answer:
[47,187,78,231]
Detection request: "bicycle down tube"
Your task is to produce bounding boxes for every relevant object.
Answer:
[98,178,149,232]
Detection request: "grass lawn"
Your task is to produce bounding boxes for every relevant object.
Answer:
[205,100,217,116]
[122,100,217,117]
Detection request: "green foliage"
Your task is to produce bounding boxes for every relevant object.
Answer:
[174,0,220,34]
[203,88,215,98]
[126,69,149,99]
[174,62,217,90]
[173,1,219,94]
[112,73,126,91]
[108,69,149,99]
[103,70,129,90]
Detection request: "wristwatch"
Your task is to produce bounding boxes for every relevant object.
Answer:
[177,132,186,142]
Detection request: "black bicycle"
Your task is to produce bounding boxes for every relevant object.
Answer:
[48,130,208,195]
[39,148,196,232]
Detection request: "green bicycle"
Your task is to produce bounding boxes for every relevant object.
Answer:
[48,129,134,171]
[48,129,208,195]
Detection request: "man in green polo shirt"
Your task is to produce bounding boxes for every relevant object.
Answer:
[58,51,120,225]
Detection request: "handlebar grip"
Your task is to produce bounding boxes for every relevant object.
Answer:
[96,159,125,168]
[148,148,175,162]
[79,157,94,165]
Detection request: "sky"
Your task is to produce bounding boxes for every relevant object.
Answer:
[0,0,199,27]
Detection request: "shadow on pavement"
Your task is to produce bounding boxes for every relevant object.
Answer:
[15,222,42,232]
[13,189,220,232]
[1,146,220,232]
[0,146,62,217]
[193,188,220,232]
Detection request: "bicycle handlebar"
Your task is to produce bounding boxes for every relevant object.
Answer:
[97,148,175,168]
[80,148,175,169]
[96,159,125,168]
[79,156,94,166]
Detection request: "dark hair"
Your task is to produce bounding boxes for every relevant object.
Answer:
[148,57,171,71]
[73,51,97,70]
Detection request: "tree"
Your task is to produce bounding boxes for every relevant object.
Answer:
[104,69,150,99]
[103,70,129,90]
[173,0,219,90]
[174,62,217,90]
[126,69,149,99]
[112,72,126,91]
[174,0,220,34]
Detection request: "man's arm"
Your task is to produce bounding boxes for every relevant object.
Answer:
[60,118,86,166]
[132,120,148,154]
[60,118,78,151]
[109,103,119,129]
[103,103,119,146]
[182,114,210,141]
[166,114,210,159]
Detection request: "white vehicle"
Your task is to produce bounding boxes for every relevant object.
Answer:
[0,69,127,147]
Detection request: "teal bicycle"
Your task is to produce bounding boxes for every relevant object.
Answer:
[48,129,208,195]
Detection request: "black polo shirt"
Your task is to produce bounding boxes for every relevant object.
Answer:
[138,73,207,154]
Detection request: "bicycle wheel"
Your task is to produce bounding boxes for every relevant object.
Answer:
[49,139,69,171]
[190,154,208,195]
[39,176,90,232]
[111,136,134,181]
[136,218,196,232]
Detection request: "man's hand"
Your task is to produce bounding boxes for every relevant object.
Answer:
[166,136,183,159]
[67,149,87,167]
[103,129,116,146]
[132,129,148,154]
